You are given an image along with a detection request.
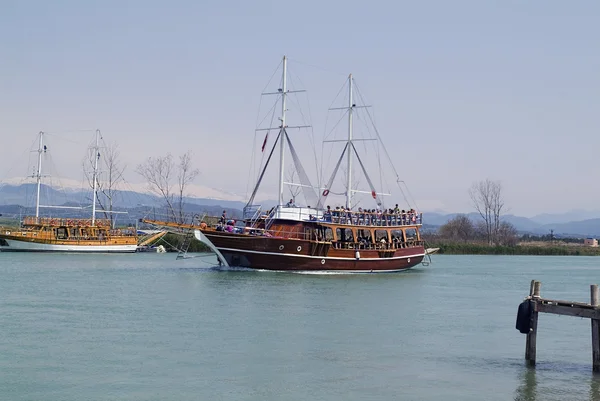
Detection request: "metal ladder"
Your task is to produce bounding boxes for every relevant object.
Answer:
[176,229,195,260]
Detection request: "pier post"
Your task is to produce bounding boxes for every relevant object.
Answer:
[592,284,600,373]
[525,281,540,366]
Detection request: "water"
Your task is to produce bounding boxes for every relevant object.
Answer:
[0,253,599,400]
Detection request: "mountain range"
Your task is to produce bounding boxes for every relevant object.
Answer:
[424,212,600,238]
[2,183,600,237]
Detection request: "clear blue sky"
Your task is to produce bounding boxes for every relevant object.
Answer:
[1,0,599,216]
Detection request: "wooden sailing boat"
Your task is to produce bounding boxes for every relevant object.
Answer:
[0,130,138,252]
[144,56,427,272]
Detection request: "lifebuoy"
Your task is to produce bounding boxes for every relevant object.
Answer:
[516,300,533,334]
[322,189,329,197]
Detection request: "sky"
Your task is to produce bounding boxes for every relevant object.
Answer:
[1,0,599,217]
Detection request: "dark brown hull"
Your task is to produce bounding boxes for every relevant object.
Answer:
[203,231,425,272]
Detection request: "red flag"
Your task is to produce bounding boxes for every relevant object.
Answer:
[261,132,269,152]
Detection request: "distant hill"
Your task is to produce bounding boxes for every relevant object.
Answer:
[422,211,600,238]
[530,210,600,225]
[0,183,250,210]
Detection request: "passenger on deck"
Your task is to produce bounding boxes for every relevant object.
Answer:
[324,206,332,222]
[286,198,295,207]
[220,210,227,224]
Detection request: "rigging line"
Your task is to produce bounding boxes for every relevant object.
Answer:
[246,130,258,201]
[249,95,280,198]
[324,109,349,141]
[0,141,38,185]
[260,58,284,95]
[354,81,400,180]
[376,136,384,209]
[354,83,413,209]
[326,79,349,113]
[255,94,279,185]
[319,107,349,192]
[290,71,321,191]
[395,180,412,209]
[45,132,89,146]
[246,130,282,207]
[287,57,347,78]
[256,95,280,129]
[248,79,267,200]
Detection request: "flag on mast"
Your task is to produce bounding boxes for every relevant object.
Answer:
[261,132,269,152]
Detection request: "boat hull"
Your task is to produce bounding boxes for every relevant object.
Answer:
[203,231,425,272]
[1,238,138,253]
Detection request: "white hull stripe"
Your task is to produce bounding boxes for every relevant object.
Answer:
[2,239,137,253]
[215,246,425,261]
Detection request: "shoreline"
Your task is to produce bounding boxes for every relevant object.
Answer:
[427,243,600,256]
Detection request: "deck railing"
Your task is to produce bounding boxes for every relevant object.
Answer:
[22,216,112,228]
[319,211,423,227]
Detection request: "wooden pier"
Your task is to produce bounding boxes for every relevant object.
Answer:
[516,280,600,372]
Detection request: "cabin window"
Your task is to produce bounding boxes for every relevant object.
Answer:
[335,227,354,243]
[404,228,417,241]
[375,230,389,243]
[391,230,404,242]
[316,226,333,241]
[356,229,372,244]
[70,228,79,238]
[57,227,68,239]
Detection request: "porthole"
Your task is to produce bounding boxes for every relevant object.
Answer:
[297,246,302,252]
[321,259,325,265]
[279,245,284,251]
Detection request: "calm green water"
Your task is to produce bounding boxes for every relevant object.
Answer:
[0,253,599,400]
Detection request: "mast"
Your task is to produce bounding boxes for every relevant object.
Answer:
[91,129,100,225]
[35,131,44,219]
[346,74,353,209]
[278,55,288,206]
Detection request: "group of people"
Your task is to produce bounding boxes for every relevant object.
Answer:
[332,233,412,250]
[322,204,421,226]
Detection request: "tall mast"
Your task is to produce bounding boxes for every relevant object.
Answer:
[346,74,353,209]
[91,129,100,225]
[278,55,288,206]
[35,131,44,219]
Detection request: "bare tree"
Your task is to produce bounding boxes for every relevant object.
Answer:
[136,152,199,224]
[176,151,200,223]
[497,221,518,246]
[439,214,474,242]
[83,141,126,228]
[469,179,504,245]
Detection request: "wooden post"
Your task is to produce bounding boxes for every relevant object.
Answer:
[526,303,539,366]
[525,281,540,366]
[529,280,536,297]
[592,284,600,373]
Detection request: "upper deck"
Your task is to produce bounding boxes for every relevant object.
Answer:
[22,216,112,228]
[246,205,423,228]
